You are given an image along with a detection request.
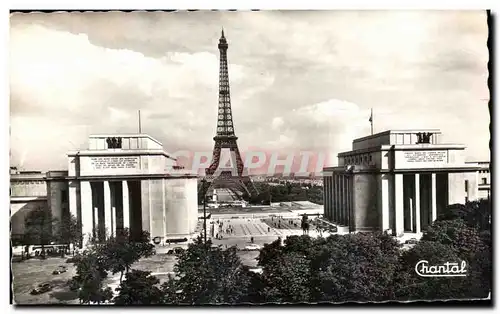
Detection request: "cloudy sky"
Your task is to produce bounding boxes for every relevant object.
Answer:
[10,10,489,171]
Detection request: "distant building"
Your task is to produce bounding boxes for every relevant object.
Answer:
[323,129,483,237]
[10,134,199,247]
[10,170,49,242]
[466,161,490,200]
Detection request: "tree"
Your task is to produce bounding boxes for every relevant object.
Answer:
[23,207,57,258]
[167,237,250,304]
[98,229,155,283]
[439,199,491,232]
[259,251,311,303]
[161,274,183,304]
[283,235,317,256]
[396,218,492,300]
[69,229,155,304]
[69,250,113,304]
[239,267,267,304]
[254,234,402,303]
[114,270,163,305]
[308,233,401,302]
[422,219,486,262]
[257,238,283,267]
[55,213,81,254]
[394,241,472,301]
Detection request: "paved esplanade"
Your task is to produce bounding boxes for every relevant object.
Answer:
[207,216,324,249]
[212,217,303,238]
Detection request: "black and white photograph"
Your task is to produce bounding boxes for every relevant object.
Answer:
[8,9,492,305]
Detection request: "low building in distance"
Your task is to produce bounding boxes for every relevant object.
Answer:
[323,129,486,237]
[466,161,490,199]
[10,168,49,243]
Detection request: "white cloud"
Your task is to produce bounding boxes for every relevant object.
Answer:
[9,24,266,169]
[294,99,362,124]
[271,117,284,130]
[9,11,490,170]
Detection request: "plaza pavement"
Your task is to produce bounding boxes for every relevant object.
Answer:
[12,217,328,304]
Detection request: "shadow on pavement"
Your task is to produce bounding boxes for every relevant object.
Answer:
[50,290,78,302]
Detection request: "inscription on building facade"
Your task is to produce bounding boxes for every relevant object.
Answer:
[90,156,140,170]
[404,151,447,163]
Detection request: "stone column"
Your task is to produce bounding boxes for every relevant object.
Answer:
[335,175,340,224]
[325,176,330,220]
[333,175,338,223]
[345,176,354,231]
[431,173,437,223]
[93,207,99,239]
[104,181,113,238]
[323,177,328,219]
[409,197,413,232]
[324,176,329,220]
[380,175,390,231]
[122,181,130,230]
[343,176,348,226]
[340,175,344,225]
[68,181,78,219]
[414,174,421,234]
[338,176,342,225]
[343,175,348,226]
[330,175,335,223]
[329,176,334,221]
[111,206,116,236]
[394,174,404,236]
[80,181,93,246]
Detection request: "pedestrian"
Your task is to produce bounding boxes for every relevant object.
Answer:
[268,227,270,232]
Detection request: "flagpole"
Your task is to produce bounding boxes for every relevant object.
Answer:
[370,108,373,135]
[138,110,142,134]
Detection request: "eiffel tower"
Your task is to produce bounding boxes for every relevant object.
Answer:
[203,30,259,200]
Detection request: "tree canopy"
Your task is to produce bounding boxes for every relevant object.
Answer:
[166,237,250,305]
[23,207,57,258]
[114,270,163,305]
[66,199,491,304]
[68,229,155,304]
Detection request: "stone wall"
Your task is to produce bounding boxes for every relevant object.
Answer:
[352,173,378,231]
[10,199,48,238]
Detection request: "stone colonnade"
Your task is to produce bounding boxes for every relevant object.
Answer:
[324,174,352,229]
[395,173,437,236]
[324,172,439,235]
[79,180,134,244]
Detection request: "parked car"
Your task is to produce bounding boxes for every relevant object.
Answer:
[244,244,261,251]
[30,283,52,295]
[173,247,184,255]
[52,265,68,275]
